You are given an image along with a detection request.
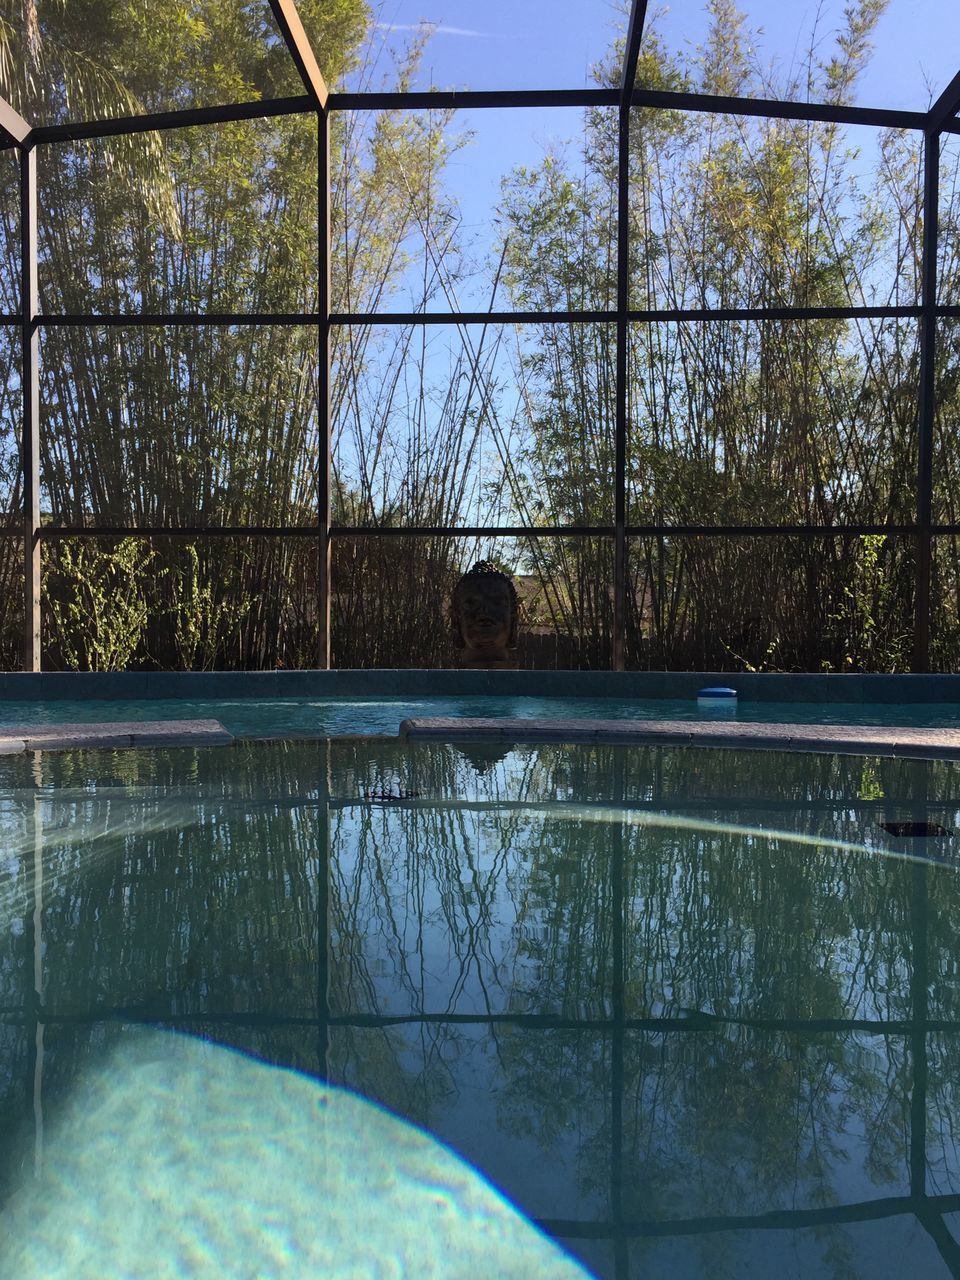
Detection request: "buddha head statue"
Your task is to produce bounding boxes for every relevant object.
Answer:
[450,560,519,668]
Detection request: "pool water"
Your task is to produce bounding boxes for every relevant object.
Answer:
[1,694,960,737]
[0,739,959,1277]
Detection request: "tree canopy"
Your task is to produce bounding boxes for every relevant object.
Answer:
[0,0,956,671]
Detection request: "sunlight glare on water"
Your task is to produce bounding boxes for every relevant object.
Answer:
[0,1030,586,1279]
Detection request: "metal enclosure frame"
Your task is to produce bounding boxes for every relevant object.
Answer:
[2,0,959,671]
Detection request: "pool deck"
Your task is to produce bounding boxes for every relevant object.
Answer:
[400,717,960,760]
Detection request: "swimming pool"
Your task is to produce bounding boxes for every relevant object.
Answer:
[0,736,958,1277]
[2,693,960,738]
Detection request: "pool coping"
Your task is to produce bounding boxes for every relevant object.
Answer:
[6,713,960,761]
[399,717,960,761]
[0,719,233,753]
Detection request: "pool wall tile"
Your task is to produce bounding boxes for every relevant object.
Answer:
[4,668,960,703]
[141,671,199,698]
[863,674,957,704]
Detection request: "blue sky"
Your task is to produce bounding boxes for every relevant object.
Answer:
[353,0,959,109]
[340,1,960,311]
[348,0,617,93]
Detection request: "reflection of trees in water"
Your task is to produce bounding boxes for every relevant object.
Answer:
[623,826,914,1022]
[927,1032,960,1199]
[330,799,612,1018]
[623,1028,910,1212]
[326,741,960,1268]
[0,742,959,1272]
[33,747,323,1019]
[329,740,619,1021]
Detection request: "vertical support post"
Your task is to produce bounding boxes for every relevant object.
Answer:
[318,109,332,669]
[613,106,630,672]
[20,145,39,672]
[914,128,938,673]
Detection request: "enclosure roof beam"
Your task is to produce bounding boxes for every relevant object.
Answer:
[31,95,310,145]
[631,86,925,131]
[620,0,649,105]
[928,67,960,133]
[268,0,328,110]
[331,88,616,110]
[330,85,926,131]
[0,94,31,146]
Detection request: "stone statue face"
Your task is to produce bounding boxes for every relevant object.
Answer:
[453,575,515,660]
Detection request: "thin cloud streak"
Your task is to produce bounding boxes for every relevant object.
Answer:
[373,22,492,37]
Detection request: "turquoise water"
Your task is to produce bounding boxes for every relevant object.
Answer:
[1,694,960,736]
[0,738,959,1277]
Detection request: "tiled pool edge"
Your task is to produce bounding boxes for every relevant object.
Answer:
[400,717,960,761]
[1,669,960,703]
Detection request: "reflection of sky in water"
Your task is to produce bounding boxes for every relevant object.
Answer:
[1,695,960,737]
[0,1029,586,1278]
[0,741,958,1278]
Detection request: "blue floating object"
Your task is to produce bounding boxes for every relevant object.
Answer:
[697,686,737,699]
